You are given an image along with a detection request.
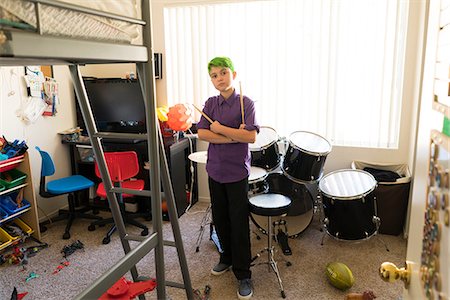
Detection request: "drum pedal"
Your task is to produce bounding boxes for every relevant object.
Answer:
[277,229,292,256]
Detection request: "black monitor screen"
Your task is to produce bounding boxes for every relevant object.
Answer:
[76,78,147,134]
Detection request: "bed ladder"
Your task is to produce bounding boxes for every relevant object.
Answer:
[67,9,194,299]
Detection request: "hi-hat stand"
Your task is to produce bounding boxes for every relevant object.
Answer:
[194,204,212,252]
[194,204,223,253]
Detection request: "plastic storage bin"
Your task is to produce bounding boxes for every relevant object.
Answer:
[352,161,411,235]
[0,155,25,173]
[0,169,27,189]
[0,226,13,250]
[0,192,31,215]
[0,206,9,220]
[6,218,34,240]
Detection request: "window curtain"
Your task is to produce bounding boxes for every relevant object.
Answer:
[163,0,408,148]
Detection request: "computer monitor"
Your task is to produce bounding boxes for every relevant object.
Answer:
[76,78,147,134]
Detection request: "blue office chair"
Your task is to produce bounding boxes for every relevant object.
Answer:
[35,146,102,239]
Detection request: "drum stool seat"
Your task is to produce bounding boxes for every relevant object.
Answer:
[249,193,291,298]
[249,193,291,217]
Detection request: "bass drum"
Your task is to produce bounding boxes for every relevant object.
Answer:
[250,172,314,237]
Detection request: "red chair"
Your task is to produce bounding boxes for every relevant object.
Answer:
[88,151,149,244]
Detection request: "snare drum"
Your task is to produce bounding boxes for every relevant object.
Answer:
[282,131,332,183]
[250,126,280,171]
[248,166,268,196]
[319,169,378,241]
[250,172,314,237]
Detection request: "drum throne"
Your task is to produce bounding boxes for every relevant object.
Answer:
[249,193,292,299]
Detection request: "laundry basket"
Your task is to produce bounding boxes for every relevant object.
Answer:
[351,161,411,236]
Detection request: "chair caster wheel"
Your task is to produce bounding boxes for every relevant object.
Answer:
[281,291,286,298]
[88,225,96,231]
[256,235,261,240]
[141,228,149,236]
[92,209,100,215]
[63,232,70,240]
[102,237,111,244]
[286,261,292,267]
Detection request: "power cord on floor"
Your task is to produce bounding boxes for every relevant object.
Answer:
[37,204,53,226]
[184,129,195,214]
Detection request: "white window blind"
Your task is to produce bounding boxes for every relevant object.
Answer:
[163,0,408,148]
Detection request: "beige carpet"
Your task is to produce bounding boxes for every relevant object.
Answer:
[0,202,406,300]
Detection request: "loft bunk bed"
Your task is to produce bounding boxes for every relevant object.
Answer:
[0,1,194,299]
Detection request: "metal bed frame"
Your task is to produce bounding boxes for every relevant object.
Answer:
[0,1,193,299]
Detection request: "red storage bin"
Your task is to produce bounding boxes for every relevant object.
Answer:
[0,155,25,173]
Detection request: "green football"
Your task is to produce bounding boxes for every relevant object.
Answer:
[325,262,355,290]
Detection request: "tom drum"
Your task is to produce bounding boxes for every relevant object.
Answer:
[282,131,331,183]
[250,126,281,171]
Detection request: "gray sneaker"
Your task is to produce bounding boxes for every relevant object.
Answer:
[211,263,231,275]
[237,278,253,299]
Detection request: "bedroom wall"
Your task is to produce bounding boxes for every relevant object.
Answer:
[0,66,77,220]
[0,62,162,221]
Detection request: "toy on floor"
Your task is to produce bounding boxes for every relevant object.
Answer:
[345,290,376,300]
[325,261,355,290]
[0,243,49,267]
[10,287,28,300]
[193,285,211,300]
[53,261,70,274]
[25,272,38,282]
[98,277,157,300]
[61,240,84,258]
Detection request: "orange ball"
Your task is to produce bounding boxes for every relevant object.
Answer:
[166,104,193,132]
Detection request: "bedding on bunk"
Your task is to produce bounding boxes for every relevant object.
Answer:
[0,0,141,44]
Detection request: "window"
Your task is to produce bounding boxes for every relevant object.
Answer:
[164,0,409,148]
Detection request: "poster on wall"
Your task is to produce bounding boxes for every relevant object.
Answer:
[24,66,58,117]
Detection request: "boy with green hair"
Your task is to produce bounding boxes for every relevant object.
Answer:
[197,56,260,299]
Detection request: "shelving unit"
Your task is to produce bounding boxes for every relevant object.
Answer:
[0,151,41,249]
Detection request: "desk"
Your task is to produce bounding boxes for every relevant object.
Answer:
[63,136,198,218]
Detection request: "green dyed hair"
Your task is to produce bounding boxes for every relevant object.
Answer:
[208,57,235,74]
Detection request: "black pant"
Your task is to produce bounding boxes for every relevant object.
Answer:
[209,176,251,280]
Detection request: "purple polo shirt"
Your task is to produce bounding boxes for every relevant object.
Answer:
[197,90,259,183]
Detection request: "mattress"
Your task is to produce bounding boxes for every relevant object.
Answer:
[0,0,141,44]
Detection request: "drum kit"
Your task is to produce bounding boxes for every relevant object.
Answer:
[189,125,384,253]
[248,126,383,247]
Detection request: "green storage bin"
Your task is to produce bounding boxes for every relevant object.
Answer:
[0,169,27,189]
